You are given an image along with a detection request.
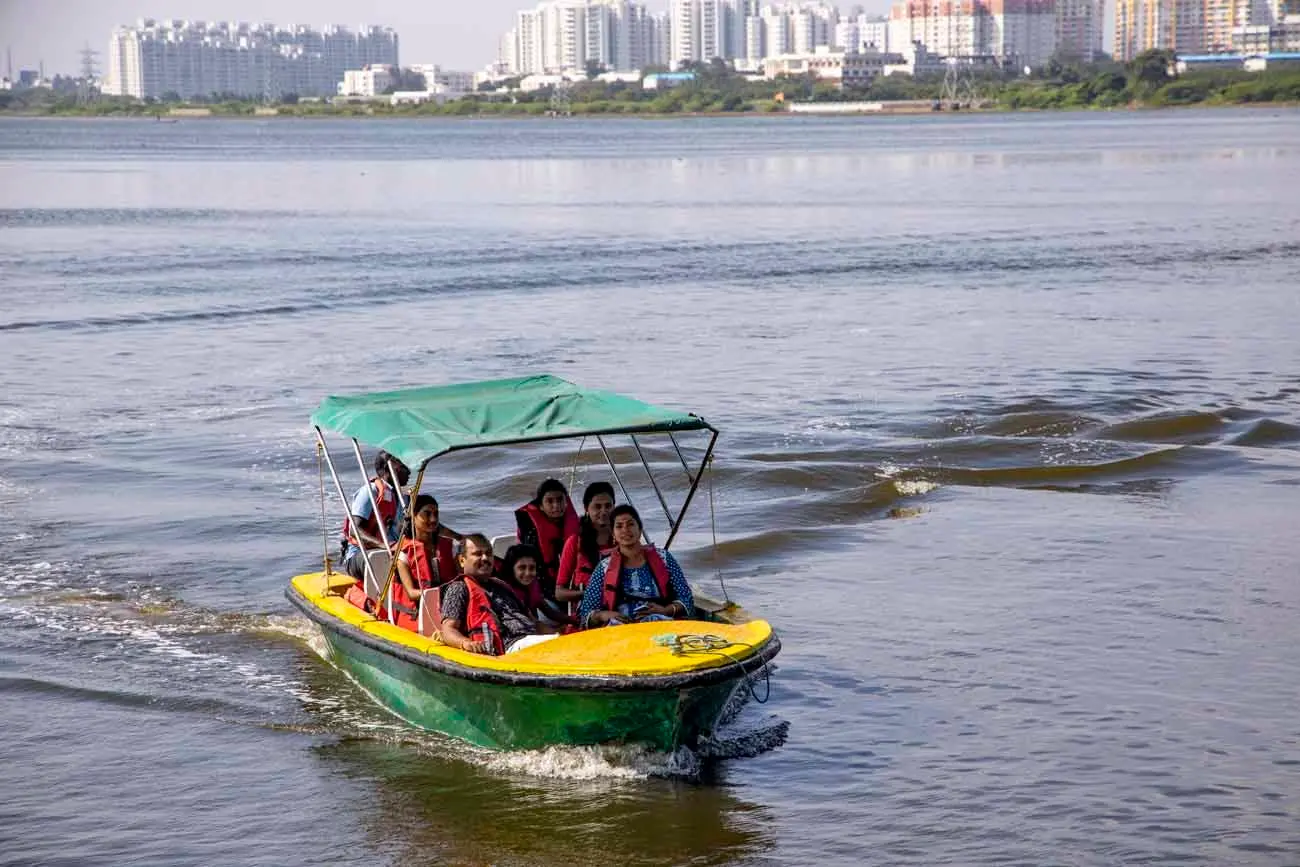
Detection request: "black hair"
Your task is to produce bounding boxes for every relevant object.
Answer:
[500,543,541,586]
[402,494,439,537]
[374,450,410,483]
[533,477,568,505]
[582,481,615,509]
[579,482,616,565]
[610,503,642,533]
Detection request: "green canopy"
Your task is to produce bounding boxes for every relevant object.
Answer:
[311,374,713,470]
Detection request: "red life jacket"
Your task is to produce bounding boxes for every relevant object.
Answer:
[462,577,504,656]
[600,546,672,612]
[398,536,456,589]
[502,578,545,617]
[515,500,580,575]
[559,535,616,617]
[340,477,398,547]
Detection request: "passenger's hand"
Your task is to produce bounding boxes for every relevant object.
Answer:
[461,640,488,654]
[636,603,673,619]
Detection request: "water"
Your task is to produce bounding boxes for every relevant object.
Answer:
[1,110,1299,865]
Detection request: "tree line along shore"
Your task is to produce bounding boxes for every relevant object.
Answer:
[4,52,1298,118]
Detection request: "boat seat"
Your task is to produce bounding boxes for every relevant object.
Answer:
[364,549,391,601]
[491,534,516,559]
[417,587,442,638]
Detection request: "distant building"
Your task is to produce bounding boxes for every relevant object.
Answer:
[1113,0,1295,60]
[642,70,698,88]
[339,65,393,96]
[764,45,899,85]
[887,0,1057,68]
[501,0,668,75]
[103,19,398,100]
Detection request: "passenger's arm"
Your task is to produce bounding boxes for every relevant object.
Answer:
[578,561,626,628]
[555,540,584,603]
[439,619,487,653]
[395,556,422,601]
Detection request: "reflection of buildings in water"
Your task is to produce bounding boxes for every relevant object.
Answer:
[316,735,777,866]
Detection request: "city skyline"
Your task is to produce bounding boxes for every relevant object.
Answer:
[3,0,891,78]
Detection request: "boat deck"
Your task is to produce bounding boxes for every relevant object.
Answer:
[289,571,776,681]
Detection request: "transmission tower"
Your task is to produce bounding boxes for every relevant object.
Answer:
[549,79,572,117]
[940,58,978,110]
[78,43,99,104]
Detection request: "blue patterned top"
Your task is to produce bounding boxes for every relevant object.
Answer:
[578,548,694,628]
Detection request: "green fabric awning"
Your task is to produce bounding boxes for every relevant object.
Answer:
[311,374,712,470]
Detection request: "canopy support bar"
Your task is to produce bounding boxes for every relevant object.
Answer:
[667,432,695,484]
[664,429,718,550]
[316,426,354,572]
[351,438,396,623]
[597,435,653,546]
[631,434,675,531]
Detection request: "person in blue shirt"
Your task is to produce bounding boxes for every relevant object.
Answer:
[340,450,410,581]
[578,504,694,629]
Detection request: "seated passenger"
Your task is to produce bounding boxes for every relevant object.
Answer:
[340,450,409,582]
[498,543,547,617]
[388,495,458,630]
[515,478,580,592]
[578,505,695,629]
[556,482,616,618]
[440,534,559,655]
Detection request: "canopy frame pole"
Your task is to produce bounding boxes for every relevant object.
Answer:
[667,432,696,484]
[596,435,652,546]
[631,433,675,531]
[315,427,354,575]
[664,429,718,550]
[351,438,396,623]
[374,464,425,626]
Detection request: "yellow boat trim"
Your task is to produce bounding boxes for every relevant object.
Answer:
[290,572,773,678]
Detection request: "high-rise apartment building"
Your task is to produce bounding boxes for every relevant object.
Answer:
[500,0,665,74]
[887,0,1057,66]
[1111,0,1294,59]
[103,19,397,100]
[1055,0,1104,59]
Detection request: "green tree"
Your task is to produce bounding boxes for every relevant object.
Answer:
[1128,48,1177,93]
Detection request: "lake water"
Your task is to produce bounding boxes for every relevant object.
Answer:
[1,110,1299,866]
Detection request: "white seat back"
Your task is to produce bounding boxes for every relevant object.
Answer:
[364,549,391,601]
[417,587,443,638]
[491,534,516,559]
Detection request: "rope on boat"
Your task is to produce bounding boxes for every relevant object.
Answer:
[654,633,771,704]
[567,436,587,497]
[706,456,732,605]
[317,440,331,575]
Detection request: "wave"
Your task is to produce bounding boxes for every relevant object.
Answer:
[1229,418,1300,448]
[1099,410,1228,445]
[0,207,306,228]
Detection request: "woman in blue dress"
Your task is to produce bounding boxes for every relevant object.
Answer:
[578,504,694,629]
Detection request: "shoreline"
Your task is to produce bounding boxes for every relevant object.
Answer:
[3,101,1298,121]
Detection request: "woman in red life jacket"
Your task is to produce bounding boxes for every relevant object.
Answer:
[555,482,616,618]
[515,477,580,592]
[577,504,695,629]
[388,494,458,630]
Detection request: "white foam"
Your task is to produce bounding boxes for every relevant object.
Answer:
[894,479,939,496]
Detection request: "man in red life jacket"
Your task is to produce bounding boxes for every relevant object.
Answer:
[340,450,410,582]
[439,534,558,656]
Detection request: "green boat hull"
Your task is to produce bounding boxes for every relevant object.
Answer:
[318,621,747,751]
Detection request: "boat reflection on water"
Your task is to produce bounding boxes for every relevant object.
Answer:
[286,633,776,866]
[313,733,776,866]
